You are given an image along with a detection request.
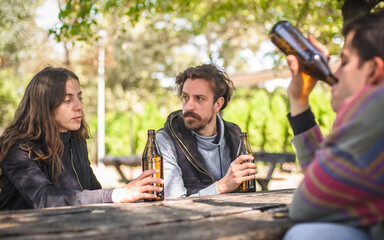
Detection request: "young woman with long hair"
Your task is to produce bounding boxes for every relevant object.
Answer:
[0,67,162,210]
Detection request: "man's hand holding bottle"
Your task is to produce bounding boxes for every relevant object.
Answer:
[287,36,331,116]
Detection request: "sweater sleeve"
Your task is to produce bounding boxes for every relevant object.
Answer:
[287,108,317,136]
[289,85,384,228]
[291,125,324,172]
[156,129,218,198]
[2,146,112,208]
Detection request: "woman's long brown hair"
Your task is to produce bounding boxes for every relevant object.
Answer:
[0,67,90,184]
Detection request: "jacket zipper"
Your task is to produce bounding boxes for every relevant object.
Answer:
[70,148,84,191]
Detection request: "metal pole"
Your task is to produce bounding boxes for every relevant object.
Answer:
[97,31,106,167]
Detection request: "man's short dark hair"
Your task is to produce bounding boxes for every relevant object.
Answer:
[175,63,235,111]
[342,11,384,66]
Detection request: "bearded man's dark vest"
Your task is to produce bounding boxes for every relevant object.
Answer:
[161,110,241,195]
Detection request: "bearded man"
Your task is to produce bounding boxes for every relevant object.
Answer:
[156,64,258,198]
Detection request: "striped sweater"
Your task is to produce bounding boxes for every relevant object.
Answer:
[289,84,384,238]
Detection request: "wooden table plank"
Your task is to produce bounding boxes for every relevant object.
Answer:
[0,189,295,240]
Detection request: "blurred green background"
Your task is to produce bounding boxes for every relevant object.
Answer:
[1,0,382,164]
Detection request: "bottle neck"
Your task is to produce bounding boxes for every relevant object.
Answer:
[147,135,156,145]
[325,75,338,85]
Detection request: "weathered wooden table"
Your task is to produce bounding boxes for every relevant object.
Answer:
[0,189,295,240]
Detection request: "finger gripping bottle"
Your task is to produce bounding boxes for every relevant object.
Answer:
[237,132,256,193]
[142,129,164,201]
[269,21,338,86]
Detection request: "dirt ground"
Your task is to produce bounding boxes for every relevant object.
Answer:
[92,163,304,191]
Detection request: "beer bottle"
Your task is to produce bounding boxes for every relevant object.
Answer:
[142,129,164,201]
[269,21,338,86]
[237,132,256,193]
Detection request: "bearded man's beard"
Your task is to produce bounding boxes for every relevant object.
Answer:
[182,111,213,132]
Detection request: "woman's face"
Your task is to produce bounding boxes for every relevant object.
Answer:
[54,78,83,132]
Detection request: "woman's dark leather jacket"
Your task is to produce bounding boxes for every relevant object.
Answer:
[0,133,113,210]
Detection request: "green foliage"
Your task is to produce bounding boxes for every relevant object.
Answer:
[50,0,99,42]
[51,0,343,43]
[225,88,271,151]
[266,91,292,152]
[47,0,384,118]
[0,0,39,67]
[0,69,28,127]
[0,0,56,127]
[308,83,335,135]
[86,85,335,158]
[0,0,346,161]
[221,85,334,155]
[49,0,346,94]
[87,90,180,158]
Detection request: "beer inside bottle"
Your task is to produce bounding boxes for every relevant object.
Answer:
[142,129,164,201]
[269,21,338,86]
[237,132,256,193]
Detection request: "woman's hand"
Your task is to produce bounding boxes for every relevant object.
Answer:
[111,169,163,203]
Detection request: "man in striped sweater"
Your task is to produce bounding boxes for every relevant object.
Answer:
[283,11,384,240]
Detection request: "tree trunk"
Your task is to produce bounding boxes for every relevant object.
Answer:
[64,42,71,67]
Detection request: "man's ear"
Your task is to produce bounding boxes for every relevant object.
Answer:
[214,97,224,113]
[368,57,384,85]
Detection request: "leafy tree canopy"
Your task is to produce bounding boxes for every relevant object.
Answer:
[0,0,40,67]
[51,0,383,47]
[49,0,383,90]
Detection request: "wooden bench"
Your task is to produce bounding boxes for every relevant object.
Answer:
[253,152,296,191]
[101,155,141,183]
[102,152,296,190]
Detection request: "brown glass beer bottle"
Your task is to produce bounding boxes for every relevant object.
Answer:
[269,21,338,86]
[142,129,164,201]
[237,132,256,193]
